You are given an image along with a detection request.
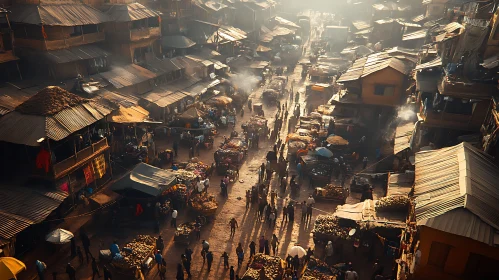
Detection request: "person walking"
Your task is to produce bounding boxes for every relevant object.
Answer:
[103,266,112,280]
[182,254,192,279]
[236,244,244,266]
[271,234,279,255]
[155,250,163,269]
[36,260,46,280]
[201,240,210,262]
[301,201,307,221]
[221,251,230,269]
[230,266,236,280]
[156,236,164,253]
[173,140,179,157]
[282,205,288,222]
[185,248,193,263]
[297,162,302,179]
[307,204,313,221]
[91,258,101,280]
[246,190,251,209]
[194,222,201,240]
[175,263,184,280]
[264,239,270,255]
[171,209,178,228]
[268,211,276,228]
[363,157,368,169]
[159,260,167,280]
[249,241,256,258]
[80,229,92,264]
[229,218,238,237]
[206,251,214,271]
[65,263,76,280]
[258,236,265,253]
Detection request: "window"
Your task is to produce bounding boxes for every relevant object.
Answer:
[464,253,499,280]
[374,85,395,96]
[428,241,451,269]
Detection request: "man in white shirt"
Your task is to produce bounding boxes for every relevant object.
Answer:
[196,179,204,193]
[171,209,178,228]
[345,266,358,280]
[306,195,315,206]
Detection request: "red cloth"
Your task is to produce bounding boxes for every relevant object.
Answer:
[83,164,94,185]
[135,204,144,216]
[36,148,50,173]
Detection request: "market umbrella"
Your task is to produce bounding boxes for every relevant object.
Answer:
[315,147,333,158]
[326,135,349,146]
[0,257,26,279]
[288,246,307,258]
[46,228,74,244]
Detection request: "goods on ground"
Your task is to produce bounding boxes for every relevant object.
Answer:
[315,184,345,199]
[176,222,196,236]
[189,192,218,214]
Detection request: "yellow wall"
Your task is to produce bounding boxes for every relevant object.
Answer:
[360,67,405,107]
[415,226,499,280]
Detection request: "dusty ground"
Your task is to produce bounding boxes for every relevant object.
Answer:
[23,12,393,280]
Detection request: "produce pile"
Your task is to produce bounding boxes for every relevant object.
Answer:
[288,141,308,153]
[113,235,155,270]
[185,162,211,178]
[303,258,338,280]
[222,138,248,150]
[189,192,218,213]
[375,196,410,212]
[175,222,196,236]
[243,254,283,280]
[245,116,268,131]
[287,133,313,143]
[315,184,345,198]
[313,215,352,240]
[173,169,198,182]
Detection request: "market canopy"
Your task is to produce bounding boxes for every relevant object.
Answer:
[111,163,177,196]
[178,107,206,122]
[0,257,26,280]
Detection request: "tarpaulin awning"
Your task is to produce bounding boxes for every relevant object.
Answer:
[111,163,177,196]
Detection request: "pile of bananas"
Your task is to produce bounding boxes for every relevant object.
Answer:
[313,215,351,239]
[190,192,218,211]
[321,184,344,197]
[375,196,410,212]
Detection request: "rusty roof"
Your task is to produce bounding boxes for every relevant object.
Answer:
[0,87,112,145]
[9,4,110,26]
[415,57,442,70]
[41,44,110,64]
[101,2,161,22]
[0,185,68,240]
[352,20,371,30]
[414,142,499,245]
[0,84,37,116]
[403,29,428,41]
[99,64,157,90]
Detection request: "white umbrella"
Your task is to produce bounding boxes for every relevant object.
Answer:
[46,229,74,244]
[288,246,307,258]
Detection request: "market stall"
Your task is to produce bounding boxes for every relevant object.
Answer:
[242,254,284,280]
[111,235,156,278]
[174,222,197,245]
[188,192,219,216]
[242,116,268,137]
[303,258,340,280]
[313,180,349,203]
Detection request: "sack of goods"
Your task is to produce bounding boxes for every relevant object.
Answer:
[375,196,410,212]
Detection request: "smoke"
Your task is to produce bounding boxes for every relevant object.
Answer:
[381,105,417,142]
[229,71,260,93]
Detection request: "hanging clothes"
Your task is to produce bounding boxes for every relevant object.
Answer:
[36,148,51,173]
[92,154,106,179]
[83,164,94,185]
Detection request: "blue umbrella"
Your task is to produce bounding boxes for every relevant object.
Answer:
[315,147,333,158]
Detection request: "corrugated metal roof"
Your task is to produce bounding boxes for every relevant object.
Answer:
[443,22,463,33]
[396,19,421,28]
[481,54,499,69]
[403,29,428,41]
[415,57,442,70]
[162,35,196,49]
[99,64,157,89]
[0,101,111,146]
[0,84,37,116]
[337,57,367,82]
[108,105,149,123]
[144,55,182,75]
[155,91,190,107]
[101,3,160,22]
[419,208,499,246]
[0,185,68,240]
[203,1,228,12]
[9,4,110,26]
[42,44,110,64]
[207,25,247,43]
[273,16,300,29]
[394,121,415,154]
[412,14,426,23]
[387,172,414,197]
[352,20,371,30]
[414,142,499,245]
[372,2,398,11]
[362,57,410,77]
[184,55,214,67]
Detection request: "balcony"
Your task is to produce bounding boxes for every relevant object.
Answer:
[130,27,161,41]
[53,138,109,179]
[15,32,105,51]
